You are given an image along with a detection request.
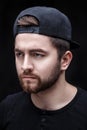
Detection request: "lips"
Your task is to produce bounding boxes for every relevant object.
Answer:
[21,75,37,80]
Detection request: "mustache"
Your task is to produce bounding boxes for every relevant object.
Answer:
[20,70,39,78]
[21,74,38,78]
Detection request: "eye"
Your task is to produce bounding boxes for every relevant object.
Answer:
[32,53,45,58]
[15,51,24,58]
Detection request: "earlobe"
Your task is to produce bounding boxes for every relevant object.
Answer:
[60,51,73,70]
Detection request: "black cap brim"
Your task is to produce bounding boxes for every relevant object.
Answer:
[69,40,80,50]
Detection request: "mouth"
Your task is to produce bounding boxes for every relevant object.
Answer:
[21,75,37,80]
[22,75,36,78]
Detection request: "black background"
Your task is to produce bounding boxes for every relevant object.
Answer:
[0,0,87,101]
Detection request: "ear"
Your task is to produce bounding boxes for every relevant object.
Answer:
[60,51,73,70]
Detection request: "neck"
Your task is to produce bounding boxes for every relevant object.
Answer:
[31,75,77,110]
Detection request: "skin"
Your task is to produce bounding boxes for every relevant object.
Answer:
[15,33,77,110]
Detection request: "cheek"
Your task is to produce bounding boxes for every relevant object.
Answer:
[35,58,58,77]
[15,60,21,75]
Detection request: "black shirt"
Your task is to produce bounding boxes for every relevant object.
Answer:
[0,87,87,130]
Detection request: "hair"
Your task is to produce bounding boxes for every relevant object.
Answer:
[17,15,70,60]
[50,38,70,60]
[17,15,39,26]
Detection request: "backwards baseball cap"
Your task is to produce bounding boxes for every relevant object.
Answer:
[13,6,80,49]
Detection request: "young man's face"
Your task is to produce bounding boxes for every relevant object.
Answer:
[14,33,62,93]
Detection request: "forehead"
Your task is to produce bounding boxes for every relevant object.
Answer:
[15,33,55,50]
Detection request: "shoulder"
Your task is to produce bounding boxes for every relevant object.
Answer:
[0,91,30,119]
[74,87,87,109]
[78,87,87,100]
[0,91,31,128]
[0,91,29,109]
[1,91,23,102]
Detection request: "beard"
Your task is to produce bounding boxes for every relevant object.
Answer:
[18,61,61,94]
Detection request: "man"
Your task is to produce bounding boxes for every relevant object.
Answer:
[0,6,87,130]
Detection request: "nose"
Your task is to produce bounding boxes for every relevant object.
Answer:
[21,55,34,72]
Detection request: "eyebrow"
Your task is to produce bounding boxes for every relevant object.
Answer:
[29,49,48,54]
[14,48,22,52]
[14,48,48,54]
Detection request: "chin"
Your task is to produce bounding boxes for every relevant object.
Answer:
[22,84,39,93]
